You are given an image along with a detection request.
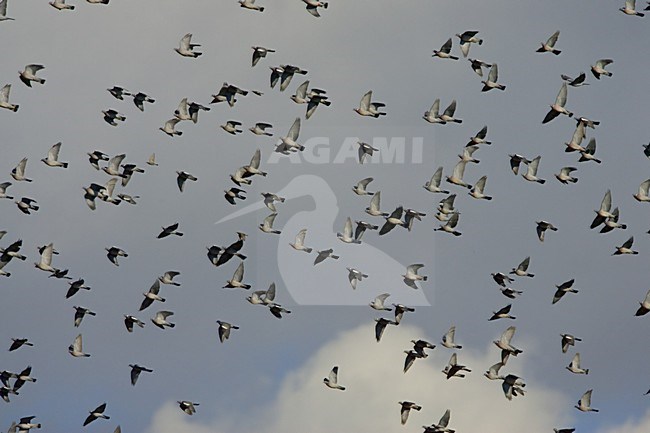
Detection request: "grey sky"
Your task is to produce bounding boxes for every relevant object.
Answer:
[1,0,649,432]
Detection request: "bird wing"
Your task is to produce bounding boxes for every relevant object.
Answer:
[139,296,154,311]
[460,42,470,58]
[439,409,451,427]
[359,91,372,111]
[177,174,186,192]
[176,98,188,116]
[369,191,381,212]
[108,154,126,172]
[443,100,457,117]
[40,243,53,266]
[452,160,467,180]
[25,64,44,74]
[344,217,354,237]
[263,213,277,229]
[556,82,568,106]
[622,236,634,249]
[489,361,504,376]
[249,148,262,169]
[357,177,373,189]
[547,30,560,46]
[400,406,410,425]
[431,167,443,186]
[232,261,245,282]
[375,320,387,341]
[0,84,10,101]
[306,99,319,119]
[15,157,27,177]
[73,334,83,351]
[600,190,612,213]
[180,33,192,50]
[306,4,321,17]
[428,98,440,117]
[295,80,309,99]
[527,156,541,176]
[441,38,453,53]
[500,326,516,344]
[48,142,61,161]
[407,264,424,274]
[444,326,456,343]
[294,229,307,246]
[130,367,140,385]
[639,179,650,196]
[473,176,487,193]
[542,108,560,124]
[287,117,301,141]
[165,118,181,129]
[148,279,161,295]
[570,123,585,146]
[488,63,498,82]
[328,366,339,383]
[159,311,174,319]
[571,352,581,368]
[375,293,390,304]
[518,256,530,271]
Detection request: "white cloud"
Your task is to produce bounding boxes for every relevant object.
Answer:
[145,322,573,433]
[597,409,650,433]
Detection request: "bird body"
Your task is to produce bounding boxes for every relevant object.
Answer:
[323,366,345,390]
[175,33,202,57]
[19,64,46,87]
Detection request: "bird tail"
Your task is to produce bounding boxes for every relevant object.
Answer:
[585,369,589,375]
[304,247,313,253]
[422,276,428,281]
[478,39,483,45]
[62,162,69,168]
[13,105,19,112]
[553,50,561,55]
[176,131,183,136]
[259,6,264,11]
[331,254,340,259]
[453,119,462,123]
[168,323,176,328]
[450,55,459,60]
[537,179,546,184]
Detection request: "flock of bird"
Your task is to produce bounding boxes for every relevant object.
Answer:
[1,0,650,432]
